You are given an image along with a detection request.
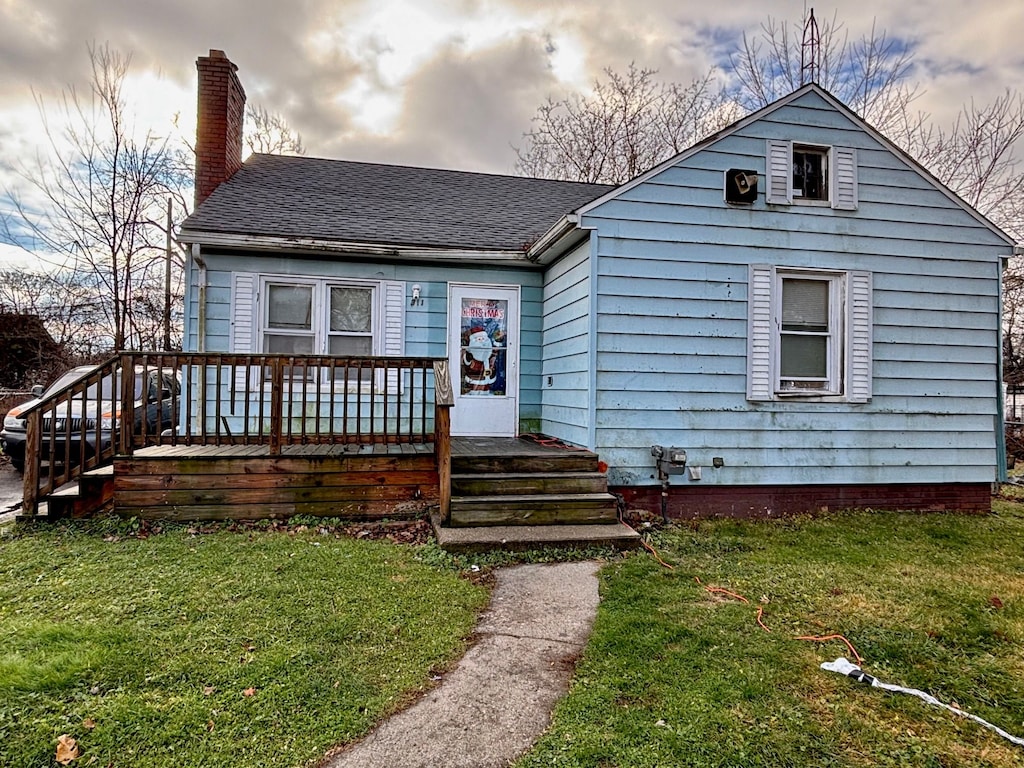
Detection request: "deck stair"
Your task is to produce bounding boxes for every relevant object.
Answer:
[20,465,115,520]
[434,436,640,552]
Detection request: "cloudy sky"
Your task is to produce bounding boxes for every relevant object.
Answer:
[1,0,1022,263]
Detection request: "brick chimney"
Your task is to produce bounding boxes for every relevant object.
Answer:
[195,49,246,208]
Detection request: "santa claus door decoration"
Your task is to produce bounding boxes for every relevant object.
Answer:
[460,298,507,396]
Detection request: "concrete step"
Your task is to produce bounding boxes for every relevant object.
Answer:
[449,493,619,527]
[432,517,641,553]
[451,471,608,496]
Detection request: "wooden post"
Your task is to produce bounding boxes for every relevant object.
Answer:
[119,354,135,456]
[164,198,173,351]
[433,360,454,524]
[269,358,284,456]
[22,410,40,516]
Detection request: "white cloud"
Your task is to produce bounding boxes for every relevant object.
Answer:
[0,0,1020,184]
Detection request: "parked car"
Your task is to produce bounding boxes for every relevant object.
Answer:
[1,366,180,473]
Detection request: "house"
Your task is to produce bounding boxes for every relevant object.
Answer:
[171,50,1015,522]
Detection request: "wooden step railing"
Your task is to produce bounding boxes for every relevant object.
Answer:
[21,352,453,517]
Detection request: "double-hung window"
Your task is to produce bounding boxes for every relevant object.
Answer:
[264,283,316,354]
[777,273,841,392]
[260,278,377,358]
[260,279,378,383]
[747,265,872,402]
[230,272,406,389]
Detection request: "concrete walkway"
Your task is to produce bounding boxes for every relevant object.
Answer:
[322,560,601,768]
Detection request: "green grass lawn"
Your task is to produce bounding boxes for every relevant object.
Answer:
[6,501,1024,768]
[517,499,1024,768]
[0,519,488,768]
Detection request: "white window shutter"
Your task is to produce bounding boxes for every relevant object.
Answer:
[230,272,257,393]
[831,147,858,210]
[847,271,873,403]
[766,140,792,205]
[382,280,406,393]
[230,273,256,353]
[747,265,775,401]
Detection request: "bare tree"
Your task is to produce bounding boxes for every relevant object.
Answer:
[899,91,1024,242]
[515,65,740,184]
[245,104,306,156]
[0,43,187,351]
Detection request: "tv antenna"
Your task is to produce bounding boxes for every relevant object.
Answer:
[801,8,820,85]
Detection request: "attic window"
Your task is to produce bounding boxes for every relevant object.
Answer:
[792,145,829,201]
[766,140,858,210]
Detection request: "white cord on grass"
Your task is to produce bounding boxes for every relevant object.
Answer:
[821,657,1024,748]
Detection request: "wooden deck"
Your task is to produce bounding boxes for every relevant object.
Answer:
[108,437,587,522]
[451,435,599,462]
[118,436,584,461]
[113,442,440,521]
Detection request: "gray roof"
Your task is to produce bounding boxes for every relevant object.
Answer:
[180,154,614,252]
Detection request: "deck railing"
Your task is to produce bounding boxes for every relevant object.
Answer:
[21,355,123,514]
[21,352,453,516]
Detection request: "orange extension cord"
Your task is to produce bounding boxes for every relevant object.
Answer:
[626,522,865,664]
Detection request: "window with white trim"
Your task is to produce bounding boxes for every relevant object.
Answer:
[261,278,377,356]
[747,265,872,402]
[778,273,841,392]
[229,272,406,390]
[766,139,858,210]
[792,145,828,201]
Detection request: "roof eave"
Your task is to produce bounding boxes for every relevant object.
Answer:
[177,230,534,264]
[527,214,586,265]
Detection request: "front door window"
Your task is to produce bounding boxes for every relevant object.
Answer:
[460,298,507,396]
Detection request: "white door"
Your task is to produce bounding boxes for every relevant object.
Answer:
[448,283,520,437]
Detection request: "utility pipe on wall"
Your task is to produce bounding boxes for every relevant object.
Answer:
[193,243,207,353]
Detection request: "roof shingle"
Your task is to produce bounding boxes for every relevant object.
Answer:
[180,154,613,251]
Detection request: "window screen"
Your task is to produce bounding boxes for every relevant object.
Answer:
[780,277,830,388]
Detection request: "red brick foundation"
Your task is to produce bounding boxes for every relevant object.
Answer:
[613,482,992,520]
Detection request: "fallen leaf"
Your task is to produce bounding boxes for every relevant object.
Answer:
[989,595,1004,609]
[242,687,256,697]
[56,734,79,764]
[203,686,215,696]
[82,718,96,730]
[206,720,215,732]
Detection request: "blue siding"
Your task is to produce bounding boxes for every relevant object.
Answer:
[581,89,1008,487]
[188,252,544,428]
[541,241,590,444]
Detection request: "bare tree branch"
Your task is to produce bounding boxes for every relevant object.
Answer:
[245,104,306,156]
[514,64,739,184]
